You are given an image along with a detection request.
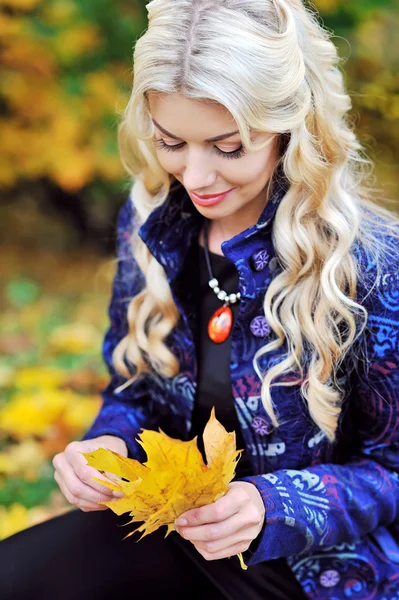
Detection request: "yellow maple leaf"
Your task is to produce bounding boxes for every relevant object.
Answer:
[82,407,248,570]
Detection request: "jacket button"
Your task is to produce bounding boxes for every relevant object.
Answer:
[250,248,269,271]
[251,415,274,436]
[250,315,270,337]
[319,570,341,588]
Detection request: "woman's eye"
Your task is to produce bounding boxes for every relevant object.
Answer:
[153,138,246,160]
[214,144,246,159]
[154,139,184,152]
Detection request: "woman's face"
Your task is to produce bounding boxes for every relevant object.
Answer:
[148,92,280,226]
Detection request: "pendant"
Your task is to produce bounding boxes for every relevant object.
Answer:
[208,305,233,344]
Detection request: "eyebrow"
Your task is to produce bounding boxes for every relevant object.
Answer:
[151,118,240,143]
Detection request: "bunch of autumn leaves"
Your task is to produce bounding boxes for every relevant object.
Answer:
[83,407,247,570]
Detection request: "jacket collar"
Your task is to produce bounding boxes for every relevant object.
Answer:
[138,166,290,290]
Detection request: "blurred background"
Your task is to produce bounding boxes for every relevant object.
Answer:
[0,0,398,539]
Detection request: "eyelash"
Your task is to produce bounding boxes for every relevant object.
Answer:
[153,138,247,160]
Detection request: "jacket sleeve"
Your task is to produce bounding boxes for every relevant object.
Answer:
[238,233,399,566]
[80,196,159,460]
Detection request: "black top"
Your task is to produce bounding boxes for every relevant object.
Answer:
[172,236,308,596]
[186,240,253,479]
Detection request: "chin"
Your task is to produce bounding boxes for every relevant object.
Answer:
[191,202,239,220]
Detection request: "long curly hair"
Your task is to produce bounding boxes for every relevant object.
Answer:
[113,0,399,442]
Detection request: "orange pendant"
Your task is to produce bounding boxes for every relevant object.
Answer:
[208,306,233,344]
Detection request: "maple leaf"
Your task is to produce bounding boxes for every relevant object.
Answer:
[82,407,248,570]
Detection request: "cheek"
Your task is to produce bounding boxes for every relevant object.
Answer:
[228,155,273,190]
[243,151,275,182]
[155,151,182,174]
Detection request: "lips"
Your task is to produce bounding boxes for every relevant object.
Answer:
[190,188,235,207]
[193,188,234,199]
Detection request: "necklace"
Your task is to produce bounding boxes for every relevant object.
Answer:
[203,220,241,344]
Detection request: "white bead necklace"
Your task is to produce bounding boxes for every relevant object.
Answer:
[203,220,241,306]
[203,219,241,344]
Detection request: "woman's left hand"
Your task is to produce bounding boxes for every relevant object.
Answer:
[174,481,265,561]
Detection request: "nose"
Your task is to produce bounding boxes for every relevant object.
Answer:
[181,148,217,192]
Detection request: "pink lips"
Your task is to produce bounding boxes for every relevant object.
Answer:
[190,188,235,207]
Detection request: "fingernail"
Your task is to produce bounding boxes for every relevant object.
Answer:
[113,491,124,498]
[175,518,187,526]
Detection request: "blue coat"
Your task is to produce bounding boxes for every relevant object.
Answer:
[82,177,399,599]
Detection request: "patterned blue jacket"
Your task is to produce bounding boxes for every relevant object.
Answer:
[82,177,399,599]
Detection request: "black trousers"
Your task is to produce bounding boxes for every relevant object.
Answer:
[0,508,307,600]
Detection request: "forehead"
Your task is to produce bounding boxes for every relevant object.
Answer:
[147,92,239,140]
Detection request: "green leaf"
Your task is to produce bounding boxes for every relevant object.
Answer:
[0,475,57,509]
[6,280,40,308]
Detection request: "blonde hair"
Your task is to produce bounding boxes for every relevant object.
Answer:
[114,0,399,442]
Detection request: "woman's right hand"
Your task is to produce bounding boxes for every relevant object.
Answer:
[52,434,128,512]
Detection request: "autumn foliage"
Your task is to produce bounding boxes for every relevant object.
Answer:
[0,0,147,192]
[83,407,248,569]
[0,0,397,197]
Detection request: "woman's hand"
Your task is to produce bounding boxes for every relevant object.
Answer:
[52,435,127,512]
[174,481,265,561]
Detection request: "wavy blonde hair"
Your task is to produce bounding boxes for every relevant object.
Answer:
[113,0,399,442]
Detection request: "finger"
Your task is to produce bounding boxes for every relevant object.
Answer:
[192,529,256,554]
[99,471,124,497]
[67,449,119,497]
[102,470,122,484]
[175,488,245,527]
[54,471,108,511]
[56,458,116,506]
[177,512,248,543]
[195,540,251,562]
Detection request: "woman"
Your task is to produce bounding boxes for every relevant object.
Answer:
[1,0,399,598]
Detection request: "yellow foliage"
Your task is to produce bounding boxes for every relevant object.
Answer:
[15,366,66,390]
[0,389,70,437]
[93,153,124,182]
[18,303,44,332]
[0,0,41,10]
[0,118,54,186]
[2,73,59,119]
[42,1,78,27]
[390,96,399,120]
[84,71,123,115]
[63,395,101,433]
[1,39,56,77]
[0,503,70,541]
[83,407,248,570]
[0,440,45,480]
[49,147,96,192]
[0,504,29,540]
[0,389,100,438]
[47,323,102,354]
[313,0,338,12]
[0,365,14,388]
[54,25,102,61]
[0,14,23,36]
[355,18,385,63]
[0,455,13,475]
[0,7,124,191]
